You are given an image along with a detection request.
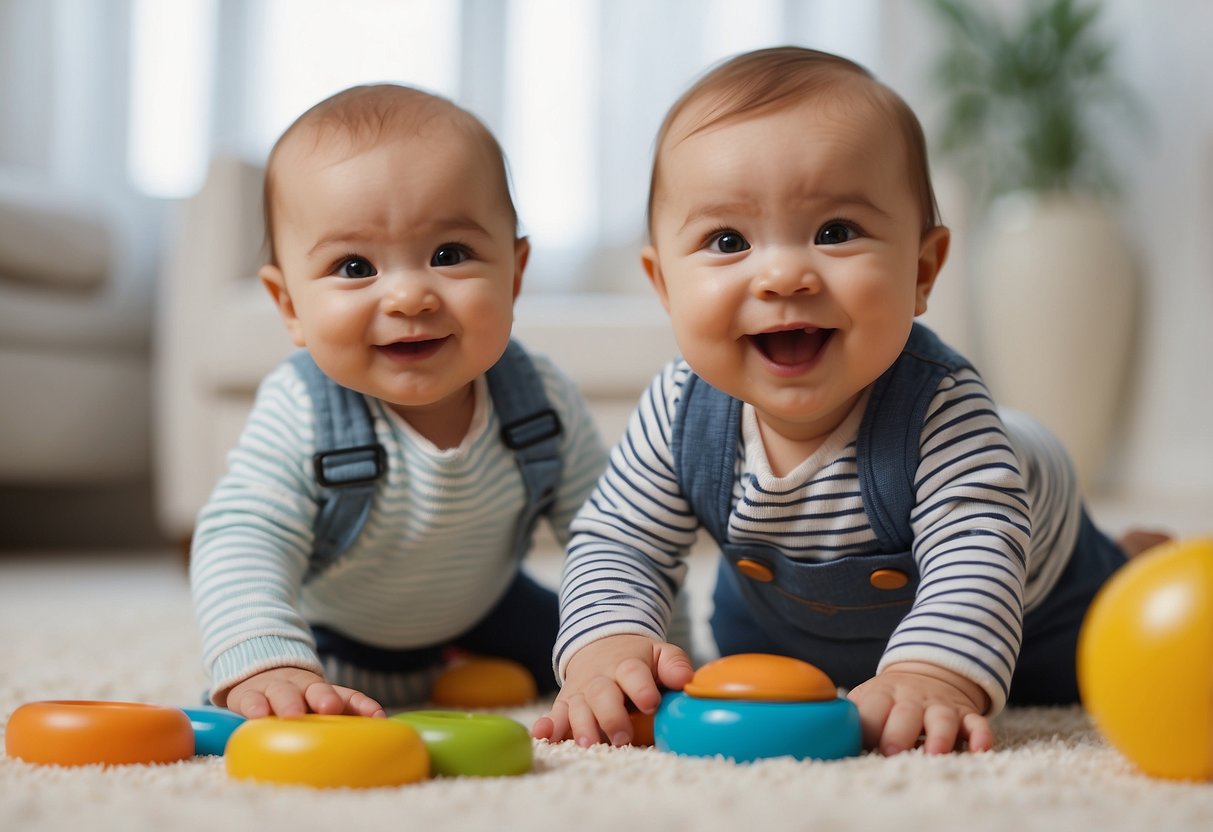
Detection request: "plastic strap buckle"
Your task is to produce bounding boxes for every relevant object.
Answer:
[312,444,387,487]
[500,409,562,450]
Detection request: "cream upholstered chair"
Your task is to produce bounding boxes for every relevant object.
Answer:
[152,155,678,542]
[0,168,152,486]
[153,156,294,541]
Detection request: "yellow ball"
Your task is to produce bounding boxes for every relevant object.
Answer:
[1077,537,1213,780]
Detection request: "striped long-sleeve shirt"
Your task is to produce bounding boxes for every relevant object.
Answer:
[556,359,1079,715]
[191,350,607,700]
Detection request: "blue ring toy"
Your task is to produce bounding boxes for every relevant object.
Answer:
[180,706,246,756]
[654,692,861,763]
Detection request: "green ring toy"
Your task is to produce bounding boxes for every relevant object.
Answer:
[391,710,532,776]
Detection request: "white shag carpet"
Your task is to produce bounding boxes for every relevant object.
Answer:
[1,550,1211,832]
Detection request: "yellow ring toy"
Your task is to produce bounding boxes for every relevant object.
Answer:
[225,715,429,788]
[391,710,532,776]
[4,700,194,767]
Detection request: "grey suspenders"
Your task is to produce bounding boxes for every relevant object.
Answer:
[287,339,562,580]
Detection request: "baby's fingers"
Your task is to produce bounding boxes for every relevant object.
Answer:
[304,682,347,715]
[568,695,606,748]
[334,686,386,717]
[652,644,694,694]
[585,674,636,746]
[921,704,961,755]
[878,701,925,756]
[961,712,993,752]
[264,680,309,717]
[229,689,271,719]
[615,656,664,715]
[850,689,894,751]
[533,701,571,741]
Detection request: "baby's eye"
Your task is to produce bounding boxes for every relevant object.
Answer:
[708,230,751,254]
[815,222,859,245]
[336,257,377,278]
[431,244,471,267]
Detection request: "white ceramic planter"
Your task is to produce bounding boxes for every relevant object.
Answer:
[973,192,1137,492]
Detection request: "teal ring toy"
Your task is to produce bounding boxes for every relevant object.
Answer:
[391,710,532,777]
[180,706,246,756]
[654,692,861,763]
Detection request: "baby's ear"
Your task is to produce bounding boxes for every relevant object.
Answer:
[641,245,671,312]
[260,264,307,347]
[512,237,530,300]
[914,226,950,315]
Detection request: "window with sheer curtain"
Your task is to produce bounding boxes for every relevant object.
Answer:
[126,0,882,292]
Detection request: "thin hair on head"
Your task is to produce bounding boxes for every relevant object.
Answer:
[647,46,940,235]
[261,84,517,265]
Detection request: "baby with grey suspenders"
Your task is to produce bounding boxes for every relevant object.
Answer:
[190,84,607,719]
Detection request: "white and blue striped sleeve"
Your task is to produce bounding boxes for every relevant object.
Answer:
[553,361,700,681]
[189,362,324,702]
[878,369,1030,714]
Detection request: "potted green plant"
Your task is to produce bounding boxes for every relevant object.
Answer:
[924,0,1141,492]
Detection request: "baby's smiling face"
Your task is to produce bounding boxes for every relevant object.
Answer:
[260,116,527,431]
[643,93,948,453]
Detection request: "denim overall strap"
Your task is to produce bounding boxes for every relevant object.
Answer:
[856,322,974,552]
[288,350,387,580]
[669,326,978,688]
[484,338,565,562]
[669,371,743,548]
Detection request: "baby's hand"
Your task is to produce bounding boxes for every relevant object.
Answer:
[846,661,993,755]
[222,666,386,719]
[531,634,694,747]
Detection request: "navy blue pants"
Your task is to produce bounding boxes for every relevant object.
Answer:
[710,507,1125,705]
[311,568,560,694]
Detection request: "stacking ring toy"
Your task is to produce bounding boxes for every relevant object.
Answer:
[628,709,655,747]
[391,710,532,776]
[5,700,194,767]
[431,657,538,708]
[225,715,429,788]
[655,654,861,763]
[180,706,246,756]
[684,653,837,701]
[655,693,861,762]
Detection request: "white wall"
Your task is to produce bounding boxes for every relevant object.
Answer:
[1098,1,1213,504]
[881,1,1213,509]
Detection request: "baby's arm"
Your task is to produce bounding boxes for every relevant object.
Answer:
[192,365,371,714]
[847,662,992,755]
[221,667,385,719]
[532,634,693,746]
[536,362,701,745]
[876,371,1031,727]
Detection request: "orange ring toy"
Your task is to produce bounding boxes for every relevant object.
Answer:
[5,700,195,767]
[431,657,538,708]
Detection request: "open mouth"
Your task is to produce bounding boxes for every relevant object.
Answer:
[377,336,450,361]
[749,327,834,369]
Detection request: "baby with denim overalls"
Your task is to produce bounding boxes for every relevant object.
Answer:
[533,47,1164,756]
